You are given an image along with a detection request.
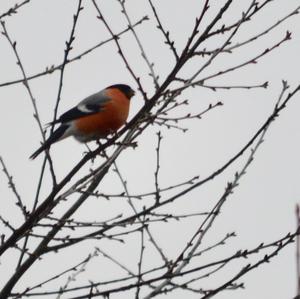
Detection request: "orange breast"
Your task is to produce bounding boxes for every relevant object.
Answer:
[74,88,130,140]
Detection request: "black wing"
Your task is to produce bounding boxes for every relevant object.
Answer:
[50,91,110,125]
[58,104,100,123]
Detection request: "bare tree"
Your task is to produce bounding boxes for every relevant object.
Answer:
[0,1,299,298]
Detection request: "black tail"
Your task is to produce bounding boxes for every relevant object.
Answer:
[30,125,68,160]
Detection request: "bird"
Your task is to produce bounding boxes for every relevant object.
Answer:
[30,84,135,159]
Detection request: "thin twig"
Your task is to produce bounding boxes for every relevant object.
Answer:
[0,16,148,88]
[0,156,27,217]
[119,0,159,89]
[0,0,31,20]
[147,0,179,61]
[92,0,147,99]
[296,204,300,297]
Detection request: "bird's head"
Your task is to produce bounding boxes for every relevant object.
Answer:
[108,84,135,99]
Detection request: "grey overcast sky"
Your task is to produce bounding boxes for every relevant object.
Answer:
[0,0,300,298]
